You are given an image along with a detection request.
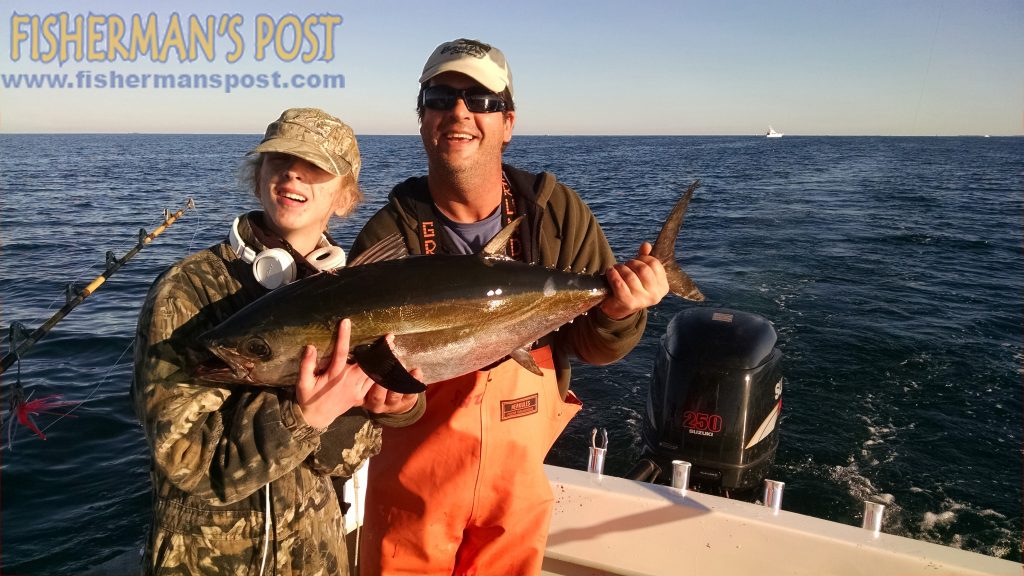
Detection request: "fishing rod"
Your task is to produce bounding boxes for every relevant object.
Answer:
[1,198,196,375]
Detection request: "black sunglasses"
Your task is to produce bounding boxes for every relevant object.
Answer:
[421,85,508,114]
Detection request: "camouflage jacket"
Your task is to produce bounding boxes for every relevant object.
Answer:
[132,212,422,575]
[351,165,648,400]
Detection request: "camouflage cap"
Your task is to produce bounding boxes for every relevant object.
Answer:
[252,108,361,180]
[420,39,513,98]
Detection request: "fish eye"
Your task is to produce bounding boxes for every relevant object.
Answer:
[244,337,272,360]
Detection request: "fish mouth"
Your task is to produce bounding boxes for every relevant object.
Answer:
[193,346,256,384]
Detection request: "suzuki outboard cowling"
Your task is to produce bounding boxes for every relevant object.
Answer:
[640,307,783,498]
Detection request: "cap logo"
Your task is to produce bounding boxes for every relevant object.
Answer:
[441,39,491,60]
[420,38,512,99]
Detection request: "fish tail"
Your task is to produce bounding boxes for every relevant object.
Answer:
[651,180,705,302]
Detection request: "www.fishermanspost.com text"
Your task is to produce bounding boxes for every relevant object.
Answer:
[2,70,344,93]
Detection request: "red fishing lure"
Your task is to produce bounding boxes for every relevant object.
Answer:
[5,381,79,446]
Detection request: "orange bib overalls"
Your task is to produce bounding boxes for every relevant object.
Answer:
[359,345,581,576]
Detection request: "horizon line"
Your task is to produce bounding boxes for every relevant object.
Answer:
[0,132,1020,138]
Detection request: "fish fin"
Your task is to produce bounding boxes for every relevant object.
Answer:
[349,234,409,267]
[480,216,524,257]
[351,337,426,394]
[510,347,543,376]
[650,180,705,302]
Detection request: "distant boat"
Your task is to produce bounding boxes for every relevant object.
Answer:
[766,126,784,138]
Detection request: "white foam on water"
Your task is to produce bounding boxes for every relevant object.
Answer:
[920,509,958,530]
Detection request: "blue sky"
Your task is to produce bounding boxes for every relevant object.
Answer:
[1,0,1021,135]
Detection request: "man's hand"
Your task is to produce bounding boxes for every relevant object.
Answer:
[599,242,669,320]
[362,377,421,415]
[362,333,422,414]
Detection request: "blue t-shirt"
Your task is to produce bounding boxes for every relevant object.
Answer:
[435,207,502,255]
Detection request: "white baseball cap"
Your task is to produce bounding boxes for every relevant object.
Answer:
[420,38,514,98]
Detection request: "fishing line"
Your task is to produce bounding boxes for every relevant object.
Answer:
[38,335,133,435]
[912,1,943,133]
[15,233,143,333]
[37,207,203,434]
[186,205,202,256]
[5,358,24,448]
[0,205,200,350]
[0,198,195,374]
[1,199,197,447]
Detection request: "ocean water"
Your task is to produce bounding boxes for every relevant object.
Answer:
[0,134,1020,573]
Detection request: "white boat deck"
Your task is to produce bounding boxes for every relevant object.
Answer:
[541,465,1020,576]
[82,463,1020,575]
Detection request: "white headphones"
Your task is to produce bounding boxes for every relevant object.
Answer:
[229,216,346,290]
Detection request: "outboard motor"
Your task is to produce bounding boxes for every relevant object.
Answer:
[638,307,783,499]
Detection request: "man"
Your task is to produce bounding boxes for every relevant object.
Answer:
[352,39,669,575]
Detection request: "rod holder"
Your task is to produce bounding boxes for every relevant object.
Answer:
[624,458,662,483]
[587,446,606,475]
[670,460,691,492]
[862,501,885,536]
[587,428,608,475]
[762,479,785,514]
